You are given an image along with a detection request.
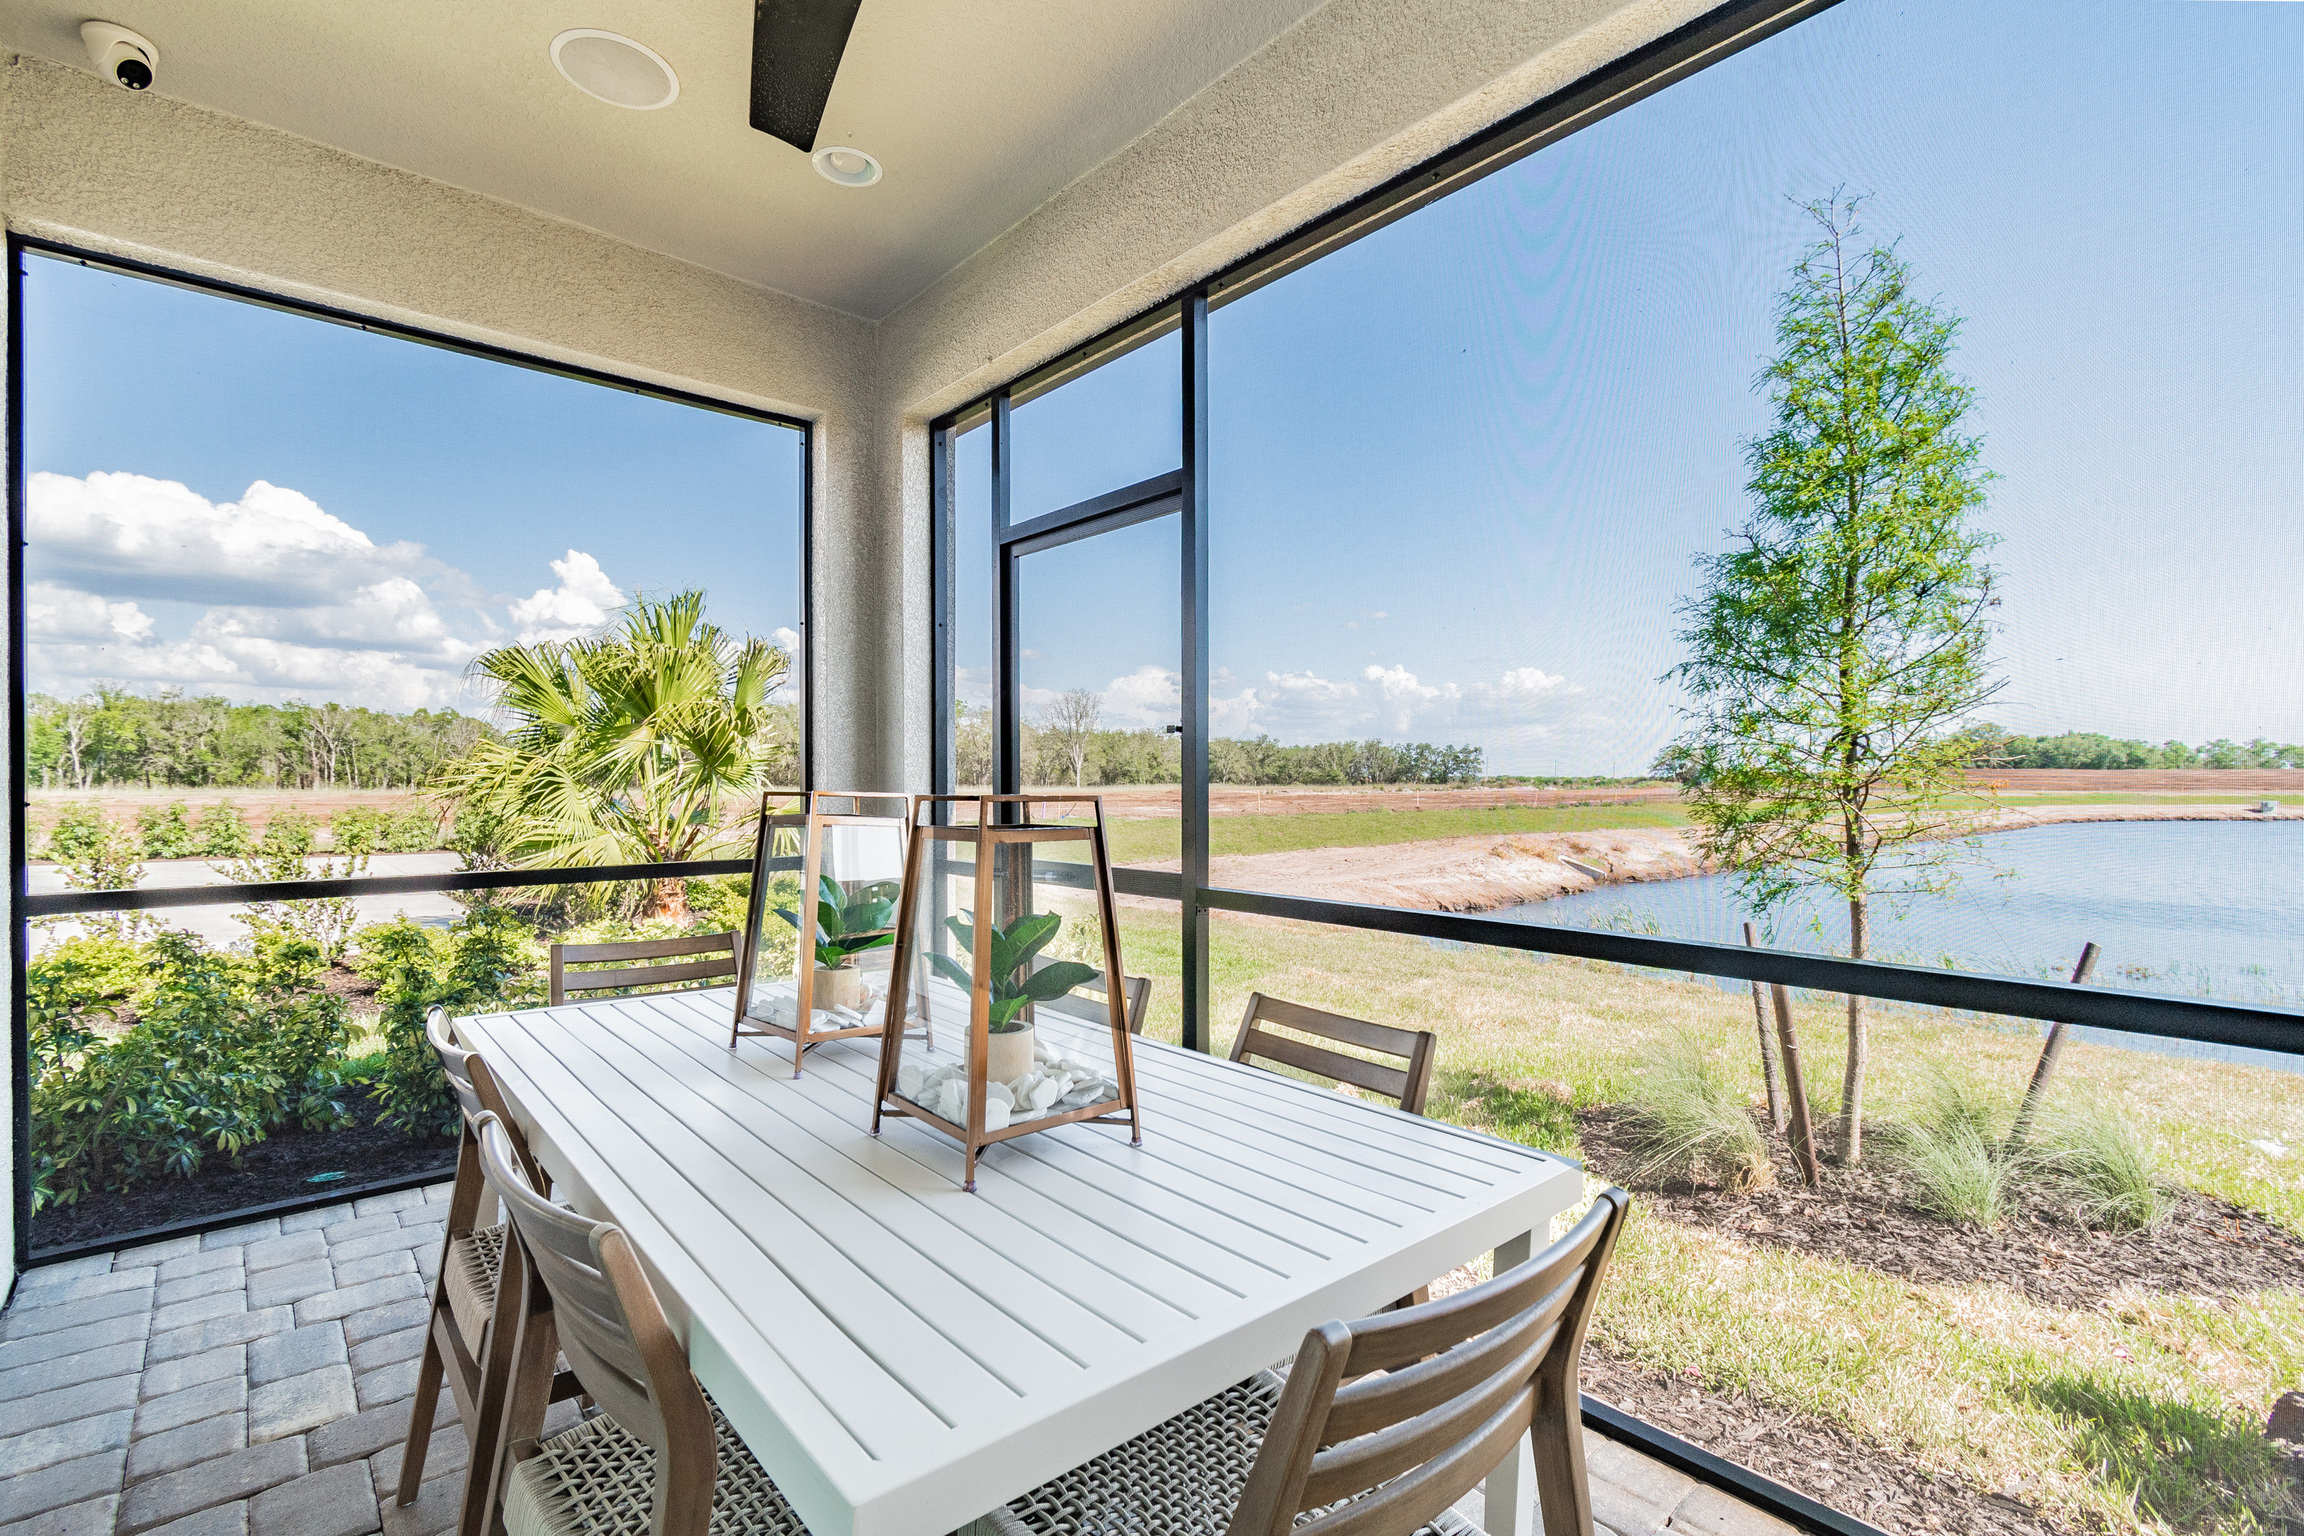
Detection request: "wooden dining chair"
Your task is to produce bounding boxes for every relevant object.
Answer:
[1230,993,1439,1114]
[990,1187,1630,1536]
[549,931,739,1007]
[471,1112,814,1536]
[1030,954,1154,1034]
[397,1010,580,1526]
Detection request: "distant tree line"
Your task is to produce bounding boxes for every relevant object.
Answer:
[954,703,1483,787]
[26,687,495,791]
[1957,726,2304,771]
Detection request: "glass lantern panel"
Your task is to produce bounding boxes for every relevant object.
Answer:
[888,830,1127,1133]
[740,818,809,1030]
[794,818,906,1026]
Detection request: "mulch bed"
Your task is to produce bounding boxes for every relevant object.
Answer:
[28,1088,458,1257]
[1576,1105,2304,1309]
[1582,1350,2071,1536]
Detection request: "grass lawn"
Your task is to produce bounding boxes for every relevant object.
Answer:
[1102,802,1694,864]
[1102,904,2304,1535]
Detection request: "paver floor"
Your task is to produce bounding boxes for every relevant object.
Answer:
[1,1185,1800,1536]
[0,1183,514,1536]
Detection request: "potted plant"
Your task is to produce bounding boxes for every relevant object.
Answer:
[929,911,1097,1085]
[777,875,898,1012]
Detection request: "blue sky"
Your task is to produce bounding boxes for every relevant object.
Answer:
[22,259,804,712]
[960,0,2303,774]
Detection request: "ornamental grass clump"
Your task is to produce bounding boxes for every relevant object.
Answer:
[1888,1065,2018,1227]
[2033,1096,2171,1231]
[1620,1030,1771,1191]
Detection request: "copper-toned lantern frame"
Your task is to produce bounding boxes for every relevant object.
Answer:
[872,794,1142,1191]
[729,789,911,1074]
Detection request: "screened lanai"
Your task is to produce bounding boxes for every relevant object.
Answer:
[2,4,2300,1536]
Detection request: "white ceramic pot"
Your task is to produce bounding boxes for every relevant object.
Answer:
[812,965,862,1012]
[985,1025,1036,1087]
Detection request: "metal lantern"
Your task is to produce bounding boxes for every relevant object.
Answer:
[873,795,1142,1191]
[730,790,911,1073]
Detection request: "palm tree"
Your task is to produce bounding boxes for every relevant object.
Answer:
[436,591,791,920]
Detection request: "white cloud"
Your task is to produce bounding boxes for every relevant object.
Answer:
[23,472,640,712]
[1208,661,1585,742]
[509,550,626,644]
[27,581,154,644]
[28,471,430,607]
[1100,665,1180,729]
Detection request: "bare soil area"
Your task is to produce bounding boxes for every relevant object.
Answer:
[28,1088,458,1258]
[1582,1350,2070,1536]
[1575,1106,2304,1310]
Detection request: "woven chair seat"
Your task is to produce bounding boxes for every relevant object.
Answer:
[504,1400,813,1536]
[985,1373,1485,1536]
[444,1223,508,1351]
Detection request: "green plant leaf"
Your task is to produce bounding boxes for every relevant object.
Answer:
[988,996,1033,1031]
[815,899,845,938]
[1008,912,1065,975]
[772,906,802,932]
[928,951,974,991]
[840,898,893,934]
[1019,960,1097,1002]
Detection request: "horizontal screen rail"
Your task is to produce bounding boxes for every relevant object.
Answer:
[1198,885,2304,1058]
[23,858,775,917]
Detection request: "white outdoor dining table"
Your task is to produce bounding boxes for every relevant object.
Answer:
[453,987,1584,1536]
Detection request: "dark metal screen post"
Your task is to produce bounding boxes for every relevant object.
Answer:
[1179,292,1213,1052]
[8,237,31,1268]
[930,422,956,797]
[992,392,1018,796]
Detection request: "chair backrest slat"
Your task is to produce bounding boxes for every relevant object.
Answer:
[476,1117,663,1440]
[1298,1384,1539,1536]
[1223,1188,1630,1536]
[1301,1322,1560,1505]
[555,956,739,994]
[557,932,742,964]
[1031,956,1154,1034]
[551,930,738,1007]
[1320,1272,1580,1441]
[1229,993,1437,1113]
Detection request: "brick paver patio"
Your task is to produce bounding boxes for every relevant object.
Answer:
[0,1185,1794,1536]
[0,1182,573,1536]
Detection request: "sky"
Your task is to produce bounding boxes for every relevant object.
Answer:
[954,0,2304,775]
[22,260,805,714]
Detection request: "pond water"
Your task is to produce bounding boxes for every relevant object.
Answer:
[1495,819,2304,1073]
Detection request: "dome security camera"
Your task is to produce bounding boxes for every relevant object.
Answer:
[81,20,159,91]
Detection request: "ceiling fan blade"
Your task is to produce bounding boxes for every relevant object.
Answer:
[750,0,865,152]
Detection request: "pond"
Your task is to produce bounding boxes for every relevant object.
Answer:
[1496,818,2304,1072]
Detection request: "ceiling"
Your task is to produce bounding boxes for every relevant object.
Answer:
[0,0,1336,319]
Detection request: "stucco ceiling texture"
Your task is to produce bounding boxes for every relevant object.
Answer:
[0,0,1333,319]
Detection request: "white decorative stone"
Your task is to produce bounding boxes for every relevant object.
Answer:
[981,1100,1011,1131]
[986,1082,1015,1109]
[897,1063,924,1100]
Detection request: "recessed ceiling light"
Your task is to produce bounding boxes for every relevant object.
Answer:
[551,29,678,110]
[811,146,882,188]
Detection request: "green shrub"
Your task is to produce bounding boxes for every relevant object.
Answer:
[261,807,318,856]
[328,805,386,855]
[45,802,109,862]
[1620,1030,1770,1190]
[137,801,198,859]
[28,931,355,1210]
[364,909,544,1137]
[385,808,441,852]
[195,800,253,858]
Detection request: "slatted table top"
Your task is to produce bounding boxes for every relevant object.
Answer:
[454,988,1582,1536]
